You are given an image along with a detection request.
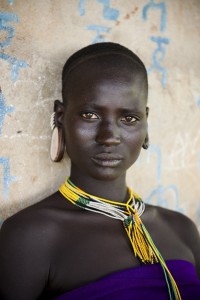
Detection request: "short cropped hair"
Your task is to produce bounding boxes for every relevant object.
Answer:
[62,42,148,103]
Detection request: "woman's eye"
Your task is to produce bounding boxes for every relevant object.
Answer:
[81,112,99,119]
[121,116,137,123]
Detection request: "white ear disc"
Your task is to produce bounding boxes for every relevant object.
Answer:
[50,126,65,162]
[50,112,56,130]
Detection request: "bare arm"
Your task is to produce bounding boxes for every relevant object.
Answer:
[0,213,51,300]
[185,217,200,277]
[173,210,200,277]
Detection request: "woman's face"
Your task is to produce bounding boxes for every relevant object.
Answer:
[62,54,148,181]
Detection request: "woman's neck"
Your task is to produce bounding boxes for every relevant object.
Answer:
[69,169,128,203]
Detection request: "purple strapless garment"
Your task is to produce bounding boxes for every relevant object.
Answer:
[54,260,200,300]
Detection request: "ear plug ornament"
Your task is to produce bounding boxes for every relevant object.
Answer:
[142,136,149,150]
[50,111,65,162]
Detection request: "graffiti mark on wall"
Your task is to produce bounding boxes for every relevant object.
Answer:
[147,144,162,183]
[8,0,14,5]
[86,25,110,43]
[97,0,119,21]
[169,133,200,170]
[197,96,200,107]
[0,157,16,198]
[0,53,28,81]
[0,11,28,81]
[78,0,119,43]
[0,2,25,200]
[142,0,169,87]
[78,0,86,16]
[0,89,15,135]
[142,0,166,32]
[79,0,119,20]
[145,144,182,211]
[0,11,18,49]
[148,36,170,87]
[146,184,182,212]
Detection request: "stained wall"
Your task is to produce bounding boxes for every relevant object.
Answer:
[0,0,200,230]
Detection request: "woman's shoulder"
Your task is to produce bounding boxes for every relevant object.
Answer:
[147,204,198,238]
[0,191,71,247]
[2,192,58,226]
[153,205,198,231]
[0,192,72,299]
[3,190,75,222]
[147,204,200,271]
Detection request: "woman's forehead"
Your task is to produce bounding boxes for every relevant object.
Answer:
[64,54,147,92]
[62,52,148,106]
[65,63,147,109]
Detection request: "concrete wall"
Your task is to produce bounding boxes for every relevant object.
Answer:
[0,0,200,229]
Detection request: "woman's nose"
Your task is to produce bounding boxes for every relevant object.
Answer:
[95,120,121,146]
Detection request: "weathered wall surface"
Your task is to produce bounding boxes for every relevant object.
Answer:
[0,0,200,229]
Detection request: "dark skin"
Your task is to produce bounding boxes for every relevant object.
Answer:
[0,54,200,300]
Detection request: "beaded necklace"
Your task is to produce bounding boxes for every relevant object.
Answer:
[59,178,182,300]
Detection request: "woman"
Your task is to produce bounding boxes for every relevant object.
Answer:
[0,42,200,300]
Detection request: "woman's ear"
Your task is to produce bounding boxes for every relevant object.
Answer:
[142,106,149,150]
[54,100,64,127]
[50,100,65,162]
[142,133,149,150]
[146,106,149,118]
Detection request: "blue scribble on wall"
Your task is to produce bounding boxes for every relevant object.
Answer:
[147,144,162,183]
[78,0,86,16]
[146,184,183,212]
[142,0,167,32]
[78,0,119,43]
[97,0,119,21]
[86,25,110,43]
[8,0,14,5]
[79,0,119,20]
[148,36,170,87]
[0,157,16,198]
[0,52,28,81]
[0,11,19,49]
[0,89,15,135]
[0,11,28,81]
[196,96,200,107]
[145,144,183,211]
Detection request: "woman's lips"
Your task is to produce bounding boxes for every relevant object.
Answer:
[91,153,123,167]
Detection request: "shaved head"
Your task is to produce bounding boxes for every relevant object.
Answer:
[62,42,148,105]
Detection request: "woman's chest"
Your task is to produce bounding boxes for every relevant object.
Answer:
[45,213,194,296]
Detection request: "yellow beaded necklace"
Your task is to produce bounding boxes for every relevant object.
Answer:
[59,177,182,300]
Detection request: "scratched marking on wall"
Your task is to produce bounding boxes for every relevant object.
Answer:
[0,157,16,198]
[78,0,119,43]
[169,133,200,170]
[142,0,169,87]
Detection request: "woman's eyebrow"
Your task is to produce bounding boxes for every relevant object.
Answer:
[75,103,144,111]
[120,108,143,113]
